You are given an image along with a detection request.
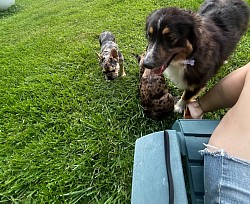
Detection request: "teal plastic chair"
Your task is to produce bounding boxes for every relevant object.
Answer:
[131,119,220,204]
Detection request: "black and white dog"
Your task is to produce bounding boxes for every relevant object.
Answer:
[142,0,249,113]
[97,31,126,80]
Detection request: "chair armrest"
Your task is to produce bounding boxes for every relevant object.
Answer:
[131,130,188,204]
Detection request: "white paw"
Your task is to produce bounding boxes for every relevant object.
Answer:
[174,104,183,113]
[174,99,186,113]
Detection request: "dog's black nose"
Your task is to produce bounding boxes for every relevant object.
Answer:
[142,58,155,69]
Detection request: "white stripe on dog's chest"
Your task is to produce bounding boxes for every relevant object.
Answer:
[163,63,188,90]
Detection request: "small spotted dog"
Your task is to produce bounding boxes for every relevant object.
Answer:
[97,31,126,80]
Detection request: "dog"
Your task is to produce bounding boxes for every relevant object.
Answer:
[142,0,249,113]
[136,54,174,119]
[97,31,126,80]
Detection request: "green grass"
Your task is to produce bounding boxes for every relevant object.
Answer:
[0,0,249,203]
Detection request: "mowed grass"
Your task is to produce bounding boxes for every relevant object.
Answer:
[0,0,249,203]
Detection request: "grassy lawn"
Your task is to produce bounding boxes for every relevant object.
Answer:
[0,0,249,203]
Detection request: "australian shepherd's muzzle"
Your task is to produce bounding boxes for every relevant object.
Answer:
[143,0,249,113]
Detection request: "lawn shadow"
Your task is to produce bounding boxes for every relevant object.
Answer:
[0,4,20,19]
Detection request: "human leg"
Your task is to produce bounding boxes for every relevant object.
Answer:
[208,62,250,161]
[202,147,250,204]
[201,62,250,203]
[186,62,250,119]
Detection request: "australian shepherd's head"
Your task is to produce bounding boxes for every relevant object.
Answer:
[143,7,201,72]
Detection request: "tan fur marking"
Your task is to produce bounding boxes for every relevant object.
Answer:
[162,27,170,35]
[149,26,154,34]
[186,40,193,53]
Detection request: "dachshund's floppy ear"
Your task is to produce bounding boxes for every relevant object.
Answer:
[110,48,118,58]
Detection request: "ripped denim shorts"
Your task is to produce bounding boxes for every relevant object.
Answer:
[200,145,250,204]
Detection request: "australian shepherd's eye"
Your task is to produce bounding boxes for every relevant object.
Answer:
[164,33,178,45]
[169,34,177,42]
[163,33,178,48]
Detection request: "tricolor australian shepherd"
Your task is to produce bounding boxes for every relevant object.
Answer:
[143,0,249,113]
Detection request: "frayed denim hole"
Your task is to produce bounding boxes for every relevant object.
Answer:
[199,143,225,157]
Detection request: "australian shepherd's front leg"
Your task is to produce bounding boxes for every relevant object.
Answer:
[174,87,203,113]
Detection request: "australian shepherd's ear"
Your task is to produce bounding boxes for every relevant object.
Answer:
[185,21,203,55]
[172,11,203,54]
